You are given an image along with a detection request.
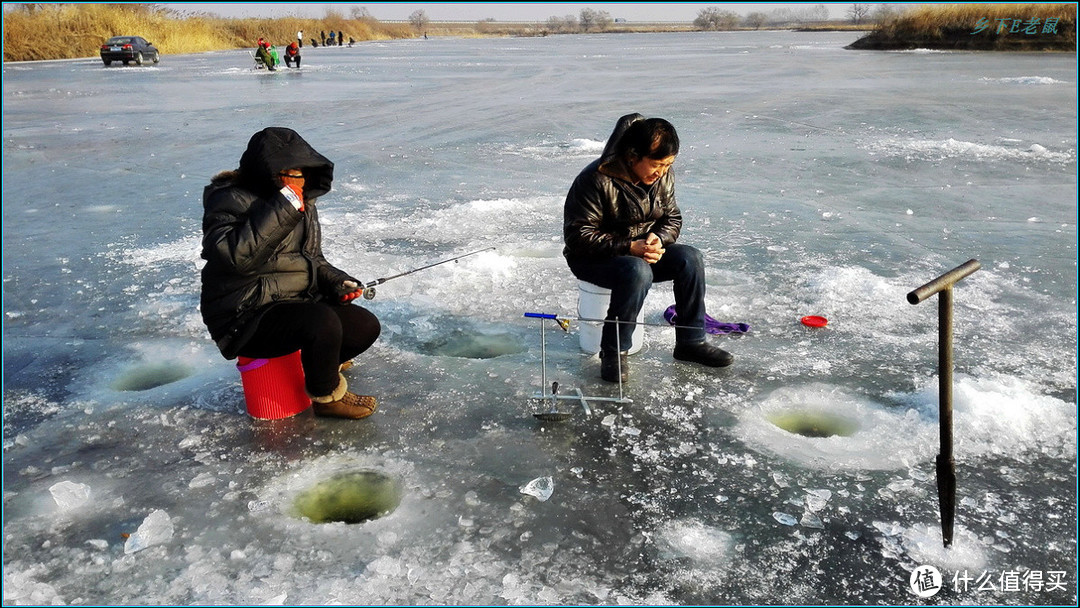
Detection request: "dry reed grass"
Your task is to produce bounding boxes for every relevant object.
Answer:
[2,4,413,62]
[857,3,1076,50]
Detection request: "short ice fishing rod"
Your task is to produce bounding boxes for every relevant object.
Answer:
[524,312,704,331]
[346,247,495,301]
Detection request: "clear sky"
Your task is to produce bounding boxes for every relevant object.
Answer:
[161,2,864,22]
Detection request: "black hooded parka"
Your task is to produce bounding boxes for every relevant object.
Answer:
[200,127,358,359]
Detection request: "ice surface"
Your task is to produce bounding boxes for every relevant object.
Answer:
[2,30,1074,606]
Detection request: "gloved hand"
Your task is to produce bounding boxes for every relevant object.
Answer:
[279,183,304,211]
[337,280,364,303]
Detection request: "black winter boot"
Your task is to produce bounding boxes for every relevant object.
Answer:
[673,341,734,368]
[600,350,629,383]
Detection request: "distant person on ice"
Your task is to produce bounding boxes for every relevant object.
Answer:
[200,127,381,419]
[284,41,301,68]
[563,113,734,383]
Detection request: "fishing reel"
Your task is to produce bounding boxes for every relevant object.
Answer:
[362,286,376,300]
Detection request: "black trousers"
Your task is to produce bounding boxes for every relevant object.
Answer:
[567,243,707,352]
[238,302,380,397]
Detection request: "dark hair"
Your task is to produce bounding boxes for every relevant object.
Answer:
[614,118,680,161]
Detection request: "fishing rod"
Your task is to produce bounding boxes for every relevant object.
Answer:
[523,312,725,332]
[349,247,496,300]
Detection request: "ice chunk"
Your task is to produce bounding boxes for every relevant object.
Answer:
[188,472,216,489]
[49,480,91,510]
[124,509,174,554]
[771,472,790,488]
[519,476,554,501]
[800,511,825,529]
[805,489,832,512]
[772,512,798,526]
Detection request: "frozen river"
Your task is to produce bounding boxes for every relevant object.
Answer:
[3,31,1076,605]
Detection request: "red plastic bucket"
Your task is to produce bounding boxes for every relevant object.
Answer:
[236,351,311,419]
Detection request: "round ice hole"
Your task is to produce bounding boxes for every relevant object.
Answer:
[110,362,193,392]
[293,471,401,524]
[767,409,860,438]
[421,329,527,359]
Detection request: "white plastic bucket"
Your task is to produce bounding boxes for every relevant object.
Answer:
[577,280,645,355]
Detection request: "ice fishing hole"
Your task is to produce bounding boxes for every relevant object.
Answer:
[768,409,860,438]
[110,362,194,392]
[293,471,402,524]
[420,329,526,359]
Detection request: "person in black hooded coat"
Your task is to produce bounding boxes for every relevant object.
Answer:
[201,127,380,419]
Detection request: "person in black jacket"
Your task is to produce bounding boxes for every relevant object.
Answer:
[201,127,381,419]
[563,114,733,383]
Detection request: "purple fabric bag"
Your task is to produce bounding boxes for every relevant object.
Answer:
[664,305,750,335]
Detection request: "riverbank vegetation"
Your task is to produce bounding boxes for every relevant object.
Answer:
[2,4,412,62]
[847,3,1076,51]
[4,3,870,63]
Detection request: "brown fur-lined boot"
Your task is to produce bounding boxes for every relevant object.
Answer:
[310,374,378,419]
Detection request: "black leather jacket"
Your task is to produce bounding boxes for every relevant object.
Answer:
[563,113,682,262]
[200,127,357,359]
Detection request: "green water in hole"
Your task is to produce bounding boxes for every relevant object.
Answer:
[110,363,193,391]
[767,410,860,438]
[293,471,402,524]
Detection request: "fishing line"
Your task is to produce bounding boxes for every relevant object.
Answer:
[356,247,495,300]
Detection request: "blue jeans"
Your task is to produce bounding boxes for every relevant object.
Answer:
[567,243,707,352]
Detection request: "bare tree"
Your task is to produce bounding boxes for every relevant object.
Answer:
[593,9,613,30]
[847,4,871,25]
[804,4,830,23]
[409,9,429,33]
[546,14,578,33]
[743,12,768,29]
[694,6,739,30]
[350,6,372,20]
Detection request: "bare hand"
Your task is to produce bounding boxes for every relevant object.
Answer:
[631,233,665,264]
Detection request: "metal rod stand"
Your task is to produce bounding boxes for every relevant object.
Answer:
[907,259,980,548]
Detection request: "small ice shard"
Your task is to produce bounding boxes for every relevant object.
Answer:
[519,476,554,501]
[124,509,174,554]
[49,480,91,510]
[800,511,825,529]
[805,489,832,512]
[772,511,798,526]
[771,472,790,488]
[247,500,271,513]
[188,472,216,489]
